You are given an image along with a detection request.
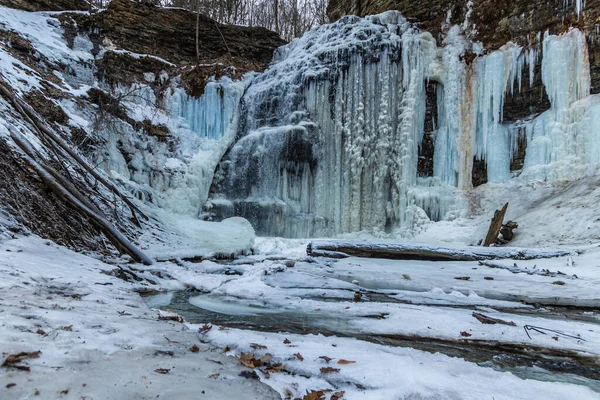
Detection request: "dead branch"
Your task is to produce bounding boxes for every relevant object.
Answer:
[307,240,573,261]
[0,81,148,222]
[483,202,508,247]
[9,127,153,265]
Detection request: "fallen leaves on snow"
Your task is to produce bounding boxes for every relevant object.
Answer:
[2,350,41,371]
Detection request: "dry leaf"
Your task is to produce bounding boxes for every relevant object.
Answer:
[250,343,267,350]
[552,281,566,285]
[460,331,472,337]
[35,329,46,335]
[331,391,345,400]
[189,345,200,353]
[265,363,285,373]
[302,390,328,400]
[239,352,257,368]
[239,352,272,368]
[337,359,355,365]
[2,350,41,371]
[208,373,220,379]
[454,276,470,281]
[319,367,340,374]
[58,325,73,331]
[158,315,184,323]
[198,324,213,333]
[283,338,291,344]
[294,352,304,361]
[319,356,332,363]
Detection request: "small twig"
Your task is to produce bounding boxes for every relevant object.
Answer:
[164,335,180,344]
[524,325,586,341]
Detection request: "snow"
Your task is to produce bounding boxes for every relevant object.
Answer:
[107,48,176,67]
[0,236,278,399]
[0,7,93,65]
[141,211,256,261]
[166,238,600,399]
[3,231,600,399]
[197,328,599,400]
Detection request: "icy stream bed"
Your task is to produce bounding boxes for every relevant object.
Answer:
[140,241,600,398]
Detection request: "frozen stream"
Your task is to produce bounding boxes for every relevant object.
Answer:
[141,246,600,394]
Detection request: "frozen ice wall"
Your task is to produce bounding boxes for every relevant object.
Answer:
[205,13,600,238]
[208,13,461,237]
[517,29,595,182]
[94,76,249,216]
[167,78,241,140]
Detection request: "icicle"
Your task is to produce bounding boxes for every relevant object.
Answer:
[542,29,590,113]
[168,78,241,140]
[519,28,593,181]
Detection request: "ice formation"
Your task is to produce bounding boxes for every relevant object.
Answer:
[92,76,249,216]
[167,77,242,140]
[4,4,596,239]
[205,12,600,238]
[208,13,450,237]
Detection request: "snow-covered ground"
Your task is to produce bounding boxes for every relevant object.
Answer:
[124,237,600,399]
[0,236,279,399]
[2,234,600,400]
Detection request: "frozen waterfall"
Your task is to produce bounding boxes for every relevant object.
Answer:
[201,14,600,238]
[167,77,242,140]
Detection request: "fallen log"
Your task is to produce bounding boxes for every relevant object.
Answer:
[307,240,574,262]
[9,130,153,265]
[0,81,148,222]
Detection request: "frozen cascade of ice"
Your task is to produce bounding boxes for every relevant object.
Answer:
[520,28,594,181]
[433,26,473,189]
[167,77,241,140]
[95,77,249,216]
[208,13,452,237]
[203,14,600,238]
